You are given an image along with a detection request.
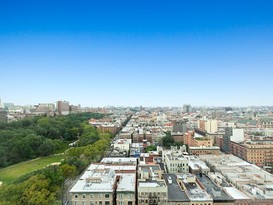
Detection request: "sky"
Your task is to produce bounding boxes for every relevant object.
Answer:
[0,0,273,107]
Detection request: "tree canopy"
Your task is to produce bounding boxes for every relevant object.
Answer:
[0,112,113,205]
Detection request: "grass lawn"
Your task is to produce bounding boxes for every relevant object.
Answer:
[0,154,65,185]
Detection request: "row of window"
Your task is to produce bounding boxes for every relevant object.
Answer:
[169,163,188,167]
[74,201,110,205]
[119,202,133,205]
[139,192,166,197]
[191,203,211,205]
[73,201,134,205]
[74,194,133,200]
[75,194,110,199]
[118,194,133,199]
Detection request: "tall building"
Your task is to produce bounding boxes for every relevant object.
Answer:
[230,128,244,143]
[223,127,232,153]
[198,119,218,133]
[183,104,191,113]
[57,101,69,115]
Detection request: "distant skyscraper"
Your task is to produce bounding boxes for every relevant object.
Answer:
[183,104,191,113]
[57,101,70,115]
[223,127,232,153]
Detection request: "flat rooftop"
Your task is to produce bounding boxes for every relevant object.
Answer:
[223,187,250,200]
[163,174,189,202]
[138,179,166,188]
[100,157,137,165]
[178,174,212,201]
[70,163,136,193]
[196,174,234,202]
[200,154,273,199]
[189,146,220,150]
[116,173,136,192]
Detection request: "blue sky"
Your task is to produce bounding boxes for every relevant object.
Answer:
[0,0,273,107]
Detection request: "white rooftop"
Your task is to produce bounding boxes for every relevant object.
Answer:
[70,159,137,194]
[101,157,137,165]
[223,187,250,199]
[116,173,136,192]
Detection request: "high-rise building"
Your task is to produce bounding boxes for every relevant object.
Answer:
[198,119,218,133]
[57,101,70,115]
[183,104,191,113]
[223,127,232,153]
[230,128,244,143]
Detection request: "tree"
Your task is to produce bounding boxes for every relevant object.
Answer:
[20,175,56,205]
[144,145,157,153]
[162,131,174,148]
[38,139,55,156]
[60,164,77,179]
[0,145,7,167]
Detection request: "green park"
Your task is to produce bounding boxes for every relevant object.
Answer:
[0,154,65,185]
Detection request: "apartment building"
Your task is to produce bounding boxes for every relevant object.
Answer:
[178,174,213,205]
[57,100,70,115]
[137,161,168,204]
[189,146,220,156]
[258,118,273,128]
[229,139,273,167]
[70,158,137,205]
[200,154,273,205]
[138,179,168,205]
[162,146,189,174]
[163,174,190,205]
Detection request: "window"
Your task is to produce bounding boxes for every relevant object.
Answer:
[82,202,85,205]
[75,202,77,205]
[128,194,132,199]
[119,202,124,205]
[105,202,110,205]
[128,202,132,205]
[90,202,94,205]
[90,194,94,198]
[75,194,78,199]
[83,194,86,199]
[99,194,103,198]
[99,202,102,205]
[105,194,110,198]
[119,194,123,199]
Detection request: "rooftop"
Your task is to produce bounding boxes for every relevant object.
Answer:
[223,187,250,200]
[116,173,135,192]
[196,174,234,202]
[163,174,190,202]
[200,154,273,199]
[138,179,166,188]
[100,157,137,165]
[178,174,212,201]
[189,146,220,150]
[70,159,137,194]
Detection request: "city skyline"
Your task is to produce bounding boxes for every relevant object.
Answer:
[1,1,273,107]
